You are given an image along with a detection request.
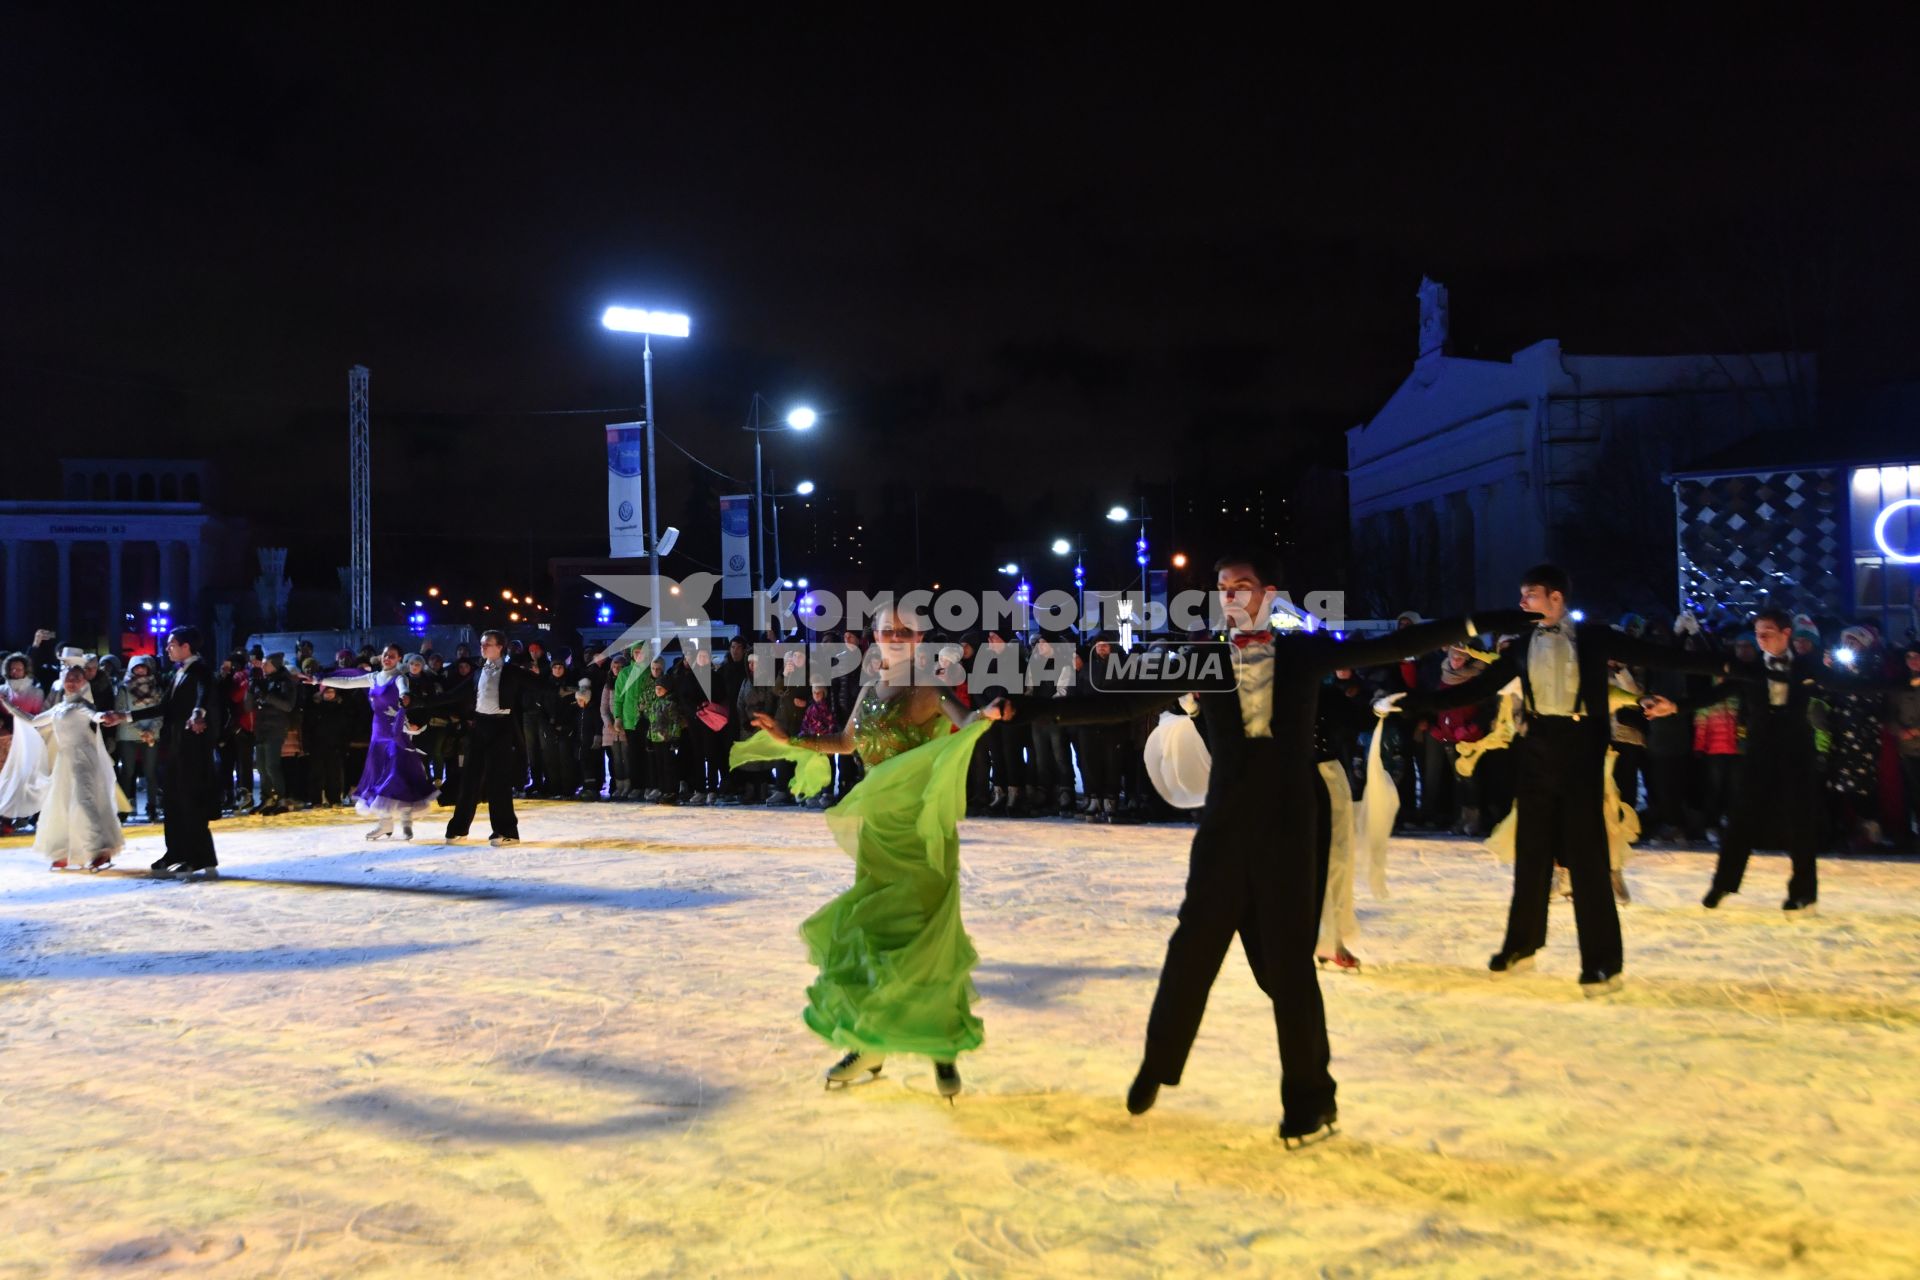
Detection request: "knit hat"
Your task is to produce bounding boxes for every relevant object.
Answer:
[1792,623,1822,647]
[1839,625,1875,652]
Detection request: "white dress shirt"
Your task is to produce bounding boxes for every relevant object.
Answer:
[1527,623,1580,717]
[1763,651,1792,707]
[1231,633,1275,739]
[475,660,508,715]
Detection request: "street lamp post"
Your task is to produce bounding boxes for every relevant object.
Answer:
[767,475,815,592]
[744,396,816,617]
[601,305,691,656]
[1107,502,1154,617]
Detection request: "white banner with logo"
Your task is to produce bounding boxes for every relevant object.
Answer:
[607,422,645,558]
[720,494,752,599]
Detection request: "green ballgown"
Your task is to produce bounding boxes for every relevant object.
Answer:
[731,688,991,1059]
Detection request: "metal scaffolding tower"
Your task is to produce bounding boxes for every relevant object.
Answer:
[348,364,371,631]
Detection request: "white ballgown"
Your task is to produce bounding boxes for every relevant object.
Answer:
[0,695,128,865]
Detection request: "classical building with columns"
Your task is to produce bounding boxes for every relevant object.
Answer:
[1345,279,1812,619]
[0,459,247,653]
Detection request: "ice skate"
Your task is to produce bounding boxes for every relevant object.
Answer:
[88,854,113,872]
[1279,1104,1338,1150]
[1317,947,1362,973]
[400,819,414,842]
[1702,887,1733,909]
[1782,896,1818,915]
[365,819,394,841]
[934,1060,962,1103]
[1488,949,1536,974]
[1579,968,1624,997]
[823,1051,884,1089]
[50,858,69,870]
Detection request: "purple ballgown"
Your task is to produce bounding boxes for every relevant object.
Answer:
[323,669,439,819]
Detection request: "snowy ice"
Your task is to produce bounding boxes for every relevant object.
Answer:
[2,805,1917,1277]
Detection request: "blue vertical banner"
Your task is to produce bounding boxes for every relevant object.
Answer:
[607,422,645,558]
[720,494,752,599]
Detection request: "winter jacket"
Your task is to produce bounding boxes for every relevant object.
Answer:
[1889,679,1920,758]
[1692,696,1743,756]
[613,652,648,732]
[250,668,299,737]
[637,671,685,743]
[799,698,838,738]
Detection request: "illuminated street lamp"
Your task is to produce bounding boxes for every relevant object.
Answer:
[602,304,692,653]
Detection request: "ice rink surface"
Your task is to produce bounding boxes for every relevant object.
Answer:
[2,803,1917,1278]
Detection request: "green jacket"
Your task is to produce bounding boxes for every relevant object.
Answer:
[637,674,685,743]
[613,651,648,731]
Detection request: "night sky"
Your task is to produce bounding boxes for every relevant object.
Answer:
[5,14,1917,618]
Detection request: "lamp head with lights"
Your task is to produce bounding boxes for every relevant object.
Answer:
[1106,506,1129,523]
[601,306,690,338]
[1051,539,1072,556]
[785,407,817,431]
[794,480,815,496]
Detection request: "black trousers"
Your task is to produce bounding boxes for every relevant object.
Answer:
[1712,745,1820,902]
[1505,719,1620,975]
[985,719,1028,789]
[1644,750,1691,835]
[446,716,519,840]
[1140,741,1334,1121]
[161,739,219,868]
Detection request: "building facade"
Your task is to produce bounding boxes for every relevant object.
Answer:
[1345,279,1811,618]
[0,459,246,653]
[1674,446,1920,637]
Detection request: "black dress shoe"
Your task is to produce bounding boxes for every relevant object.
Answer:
[1279,1103,1339,1148]
[1782,896,1818,913]
[1488,949,1537,973]
[1702,888,1733,909]
[1126,1072,1160,1116]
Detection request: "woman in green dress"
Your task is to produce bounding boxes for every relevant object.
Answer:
[735,605,1008,1100]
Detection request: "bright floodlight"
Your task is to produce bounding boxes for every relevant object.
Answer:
[1051,539,1072,556]
[1000,563,1020,575]
[157,601,170,611]
[797,578,810,589]
[795,480,816,495]
[1106,506,1129,522]
[786,407,818,430]
[601,306,691,338]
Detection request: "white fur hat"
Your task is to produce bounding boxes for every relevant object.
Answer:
[56,646,87,667]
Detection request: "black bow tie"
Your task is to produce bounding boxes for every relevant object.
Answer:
[1537,623,1566,636]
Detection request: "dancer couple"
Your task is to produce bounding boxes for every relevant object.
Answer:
[301,644,439,841]
[737,563,1535,1144]
[0,648,128,870]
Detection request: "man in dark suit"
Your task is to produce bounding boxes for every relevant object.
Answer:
[1647,608,1908,912]
[1011,552,1537,1146]
[406,629,536,845]
[1396,565,1731,995]
[105,627,221,877]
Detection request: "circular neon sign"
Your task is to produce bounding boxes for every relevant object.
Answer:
[1874,498,1920,564]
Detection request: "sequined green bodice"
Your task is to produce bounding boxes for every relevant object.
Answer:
[851,688,944,767]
